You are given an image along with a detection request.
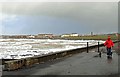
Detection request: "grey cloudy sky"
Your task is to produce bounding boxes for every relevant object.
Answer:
[0,2,118,35]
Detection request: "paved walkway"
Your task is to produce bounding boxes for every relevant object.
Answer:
[2,42,119,76]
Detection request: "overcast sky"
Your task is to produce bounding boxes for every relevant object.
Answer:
[0,2,118,35]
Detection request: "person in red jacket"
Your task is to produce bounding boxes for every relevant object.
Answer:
[104,36,114,58]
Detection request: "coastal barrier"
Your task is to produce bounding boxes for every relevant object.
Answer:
[3,41,119,71]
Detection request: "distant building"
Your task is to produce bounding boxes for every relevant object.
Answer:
[28,35,35,38]
[61,34,70,37]
[91,32,93,36]
[8,35,28,39]
[70,33,79,37]
[37,34,53,38]
[61,33,79,37]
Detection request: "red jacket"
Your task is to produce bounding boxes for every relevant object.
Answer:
[104,39,114,48]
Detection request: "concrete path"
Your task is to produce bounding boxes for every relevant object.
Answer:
[2,43,119,76]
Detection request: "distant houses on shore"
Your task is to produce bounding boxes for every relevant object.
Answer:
[0,34,56,39]
[61,33,79,37]
[0,33,80,39]
[0,33,119,39]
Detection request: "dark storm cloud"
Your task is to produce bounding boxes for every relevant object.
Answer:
[1,2,118,34]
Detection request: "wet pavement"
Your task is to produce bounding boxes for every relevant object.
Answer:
[2,43,119,76]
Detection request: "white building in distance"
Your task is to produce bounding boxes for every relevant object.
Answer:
[61,33,79,37]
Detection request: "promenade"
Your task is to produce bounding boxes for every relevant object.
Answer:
[2,42,119,76]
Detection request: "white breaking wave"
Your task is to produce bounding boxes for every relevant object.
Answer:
[0,39,105,59]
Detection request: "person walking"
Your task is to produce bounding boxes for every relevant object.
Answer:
[104,36,114,58]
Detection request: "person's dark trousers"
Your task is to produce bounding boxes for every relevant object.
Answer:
[107,47,112,56]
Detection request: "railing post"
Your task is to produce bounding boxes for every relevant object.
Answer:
[98,42,99,52]
[98,42,101,57]
[87,42,88,53]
